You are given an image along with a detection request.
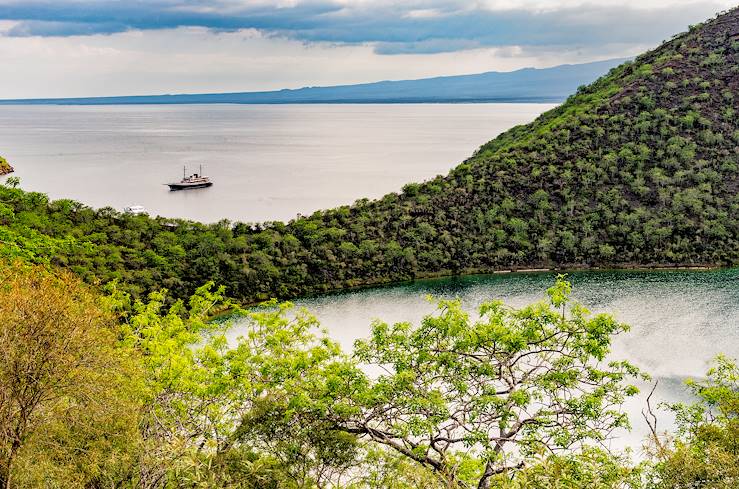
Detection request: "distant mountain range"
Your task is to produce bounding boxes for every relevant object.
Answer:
[0,58,627,105]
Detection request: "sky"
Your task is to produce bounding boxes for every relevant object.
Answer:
[0,0,735,98]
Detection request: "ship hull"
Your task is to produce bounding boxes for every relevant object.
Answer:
[167,182,213,191]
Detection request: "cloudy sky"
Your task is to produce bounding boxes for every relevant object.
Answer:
[0,0,734,98]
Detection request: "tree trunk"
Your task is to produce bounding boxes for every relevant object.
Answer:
[0,459,12,489]
[0,441,22,489]
[477,461,495,489]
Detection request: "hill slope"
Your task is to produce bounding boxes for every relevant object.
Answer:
[1,8,737,302]
[0,59,625,105]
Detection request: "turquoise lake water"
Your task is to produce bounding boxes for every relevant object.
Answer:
[241,268,739,453]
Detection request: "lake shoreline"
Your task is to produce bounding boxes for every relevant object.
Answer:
[250,263,732,306]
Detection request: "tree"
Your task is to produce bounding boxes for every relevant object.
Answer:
[645,355,739,489]
[502,447,643,489]
[2,177,19,189]
[0,262,139,488]
[344,276,643,489]
[344,447,442,488]
[113,284,363,488]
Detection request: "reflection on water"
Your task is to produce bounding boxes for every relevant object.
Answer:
[0,103,553,223]
[237,269,739,453]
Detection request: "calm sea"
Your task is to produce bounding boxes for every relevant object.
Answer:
[0,103,553,223]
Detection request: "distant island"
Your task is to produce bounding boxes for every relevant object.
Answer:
[0,156,13,175]
[0,58,626,105]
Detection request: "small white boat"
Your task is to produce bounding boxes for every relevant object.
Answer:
[123,205,147,215]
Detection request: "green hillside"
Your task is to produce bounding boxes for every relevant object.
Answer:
[1,7,738,302]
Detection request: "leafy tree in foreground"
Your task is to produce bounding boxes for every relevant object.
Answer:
[7,265,717,488]
[0,262,140,489]
[342,276,644,488]
[501,447,643,489]
[645,355,739,489]
[112,275,646,488]
[111,283,363,488]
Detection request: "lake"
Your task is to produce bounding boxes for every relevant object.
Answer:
[235,268,739,454]
[0,103,553,223]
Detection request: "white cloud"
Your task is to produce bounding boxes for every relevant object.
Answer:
[0,1,734,98]
[404,8,444,18]
[0,27,582,97]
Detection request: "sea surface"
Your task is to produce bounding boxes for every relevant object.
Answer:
[0,103,553,223]
[232,268,739,454]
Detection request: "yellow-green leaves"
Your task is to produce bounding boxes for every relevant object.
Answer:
[350,278,642,488]
[547,274,573,308]
[113,285,368,486]
[0,262,141,488]
[648,355,739,489]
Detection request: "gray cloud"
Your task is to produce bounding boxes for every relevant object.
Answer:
[0,0,733,55]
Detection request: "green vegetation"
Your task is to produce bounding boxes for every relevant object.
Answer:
[1,8,738,304]
[344,278,643,488]
[1,263,736,488]
[645,355,739,489]
[0,263,139,488]
[0,8,738,486]
[0,157,11,175]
